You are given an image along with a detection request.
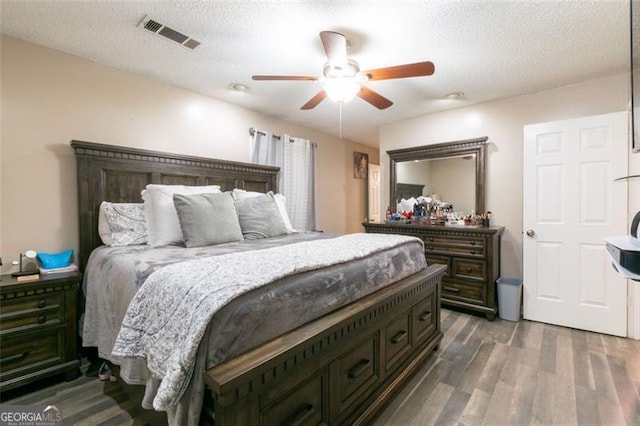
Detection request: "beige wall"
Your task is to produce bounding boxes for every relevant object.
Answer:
[345,145,380,233]
[0,35,378,273]
[380,72,631,280]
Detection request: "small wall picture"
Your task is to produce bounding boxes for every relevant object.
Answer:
[354,152,368,179]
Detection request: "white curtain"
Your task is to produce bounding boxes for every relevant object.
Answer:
[250,129,317,231]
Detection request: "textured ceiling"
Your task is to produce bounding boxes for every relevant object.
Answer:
[0,1,630,146]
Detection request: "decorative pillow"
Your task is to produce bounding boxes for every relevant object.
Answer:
[234,193,289,240]
[173,192,243,248]
[37,249,73,269]
[142,184,221,246]
[232,189,295,233]
[98,202,147,246]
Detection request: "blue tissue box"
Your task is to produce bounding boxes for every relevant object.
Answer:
[37,249,73,269]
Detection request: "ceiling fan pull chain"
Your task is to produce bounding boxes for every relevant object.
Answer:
[339,101,343,139]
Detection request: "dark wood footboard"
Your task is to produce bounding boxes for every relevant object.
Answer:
[204,264,446,425]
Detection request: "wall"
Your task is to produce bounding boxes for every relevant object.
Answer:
[428,157,475,214]
[380,72,630,280]
[0,35,377,273]
[397,160,431,191]
[345,145,380,233]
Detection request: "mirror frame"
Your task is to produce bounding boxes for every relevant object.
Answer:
[388,136,488,214]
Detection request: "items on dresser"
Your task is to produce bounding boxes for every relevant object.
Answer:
[0,272,82,392]
[363,222,504,320]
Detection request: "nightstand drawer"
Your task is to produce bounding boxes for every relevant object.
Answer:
[1,292,64,334]
[0,329,65,381]
[1,291,63,315]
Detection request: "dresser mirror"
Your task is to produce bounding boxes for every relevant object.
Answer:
[388,136,487,215]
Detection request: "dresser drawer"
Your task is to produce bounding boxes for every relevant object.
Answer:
[413,292,437,345]
[426,255,450,278]
[0,328,65,381]
[384,313,411,371]
[332,335,379,413]
[421,234,485,248]
[452,258,486,281]
[441,280,485,305]
[261,371,327,426]
[425,242,485,258]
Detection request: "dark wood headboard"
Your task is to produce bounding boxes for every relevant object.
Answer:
[71,140,279,271]
[396,183,425,200]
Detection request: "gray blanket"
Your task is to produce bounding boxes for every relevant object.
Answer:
[82,232,427,425]
[111,233,422,409]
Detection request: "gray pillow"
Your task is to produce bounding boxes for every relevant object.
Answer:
[234,193,289,240]
[173,192,243,247]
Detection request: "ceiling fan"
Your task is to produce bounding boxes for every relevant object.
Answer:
[252,31,435,110]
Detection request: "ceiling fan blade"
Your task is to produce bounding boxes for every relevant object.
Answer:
[252,75,318,81]
[357,86,393,110]
[363,61,435,81]
[301,90,327,110]
[319,31,347,66]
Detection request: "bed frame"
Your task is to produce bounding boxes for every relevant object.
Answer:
[72,140,445,425]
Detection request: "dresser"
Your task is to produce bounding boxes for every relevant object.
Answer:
[363,222,504,320]
[0,272,81,391]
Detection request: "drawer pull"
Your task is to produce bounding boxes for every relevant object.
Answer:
[466,267,472,273]
[37,299,46,308]
[444,286,460,293]
[347,359,371,379]
[37,315,46,324]
[390,330,408,344]
[418,311,431,322]
[470,250,476,255]
[283,404,314,426]
[428,246,434,250]
[470,240,476,245]
[0,351,29,365]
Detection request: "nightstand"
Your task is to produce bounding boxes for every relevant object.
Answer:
[0,271,82,392]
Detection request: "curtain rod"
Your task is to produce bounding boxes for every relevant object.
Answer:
[249,127,318,147]
[249,127,282,140]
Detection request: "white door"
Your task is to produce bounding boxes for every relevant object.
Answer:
[523,111,628,336]
[368,163,380,222]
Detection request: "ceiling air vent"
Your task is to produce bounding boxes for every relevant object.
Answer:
[138,15,201,50]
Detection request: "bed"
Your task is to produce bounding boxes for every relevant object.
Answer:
[72,140,446,426]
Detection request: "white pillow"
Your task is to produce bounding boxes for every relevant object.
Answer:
[98,202,147,246]
[272,193,295,233]
[398,197,417,213]
[142,184,221,246]
[232,189,295,233]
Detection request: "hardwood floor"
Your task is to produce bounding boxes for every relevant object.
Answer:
[3,308,639,425]
[375,309,640,426]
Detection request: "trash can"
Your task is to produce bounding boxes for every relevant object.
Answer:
[496,277,523,321]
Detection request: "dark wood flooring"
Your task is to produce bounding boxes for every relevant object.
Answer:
[3,309,639,425]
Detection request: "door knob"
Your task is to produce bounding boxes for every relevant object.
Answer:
[526,229,536,237]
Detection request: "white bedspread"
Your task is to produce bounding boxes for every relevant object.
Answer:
[111,233,420,412]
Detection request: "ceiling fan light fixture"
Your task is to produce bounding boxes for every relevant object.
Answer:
[324,78,361,102]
